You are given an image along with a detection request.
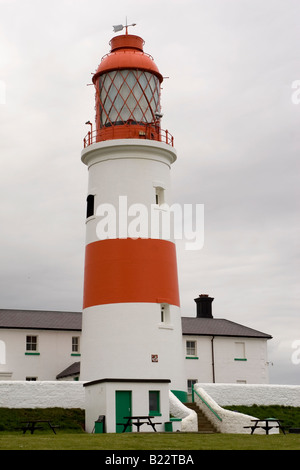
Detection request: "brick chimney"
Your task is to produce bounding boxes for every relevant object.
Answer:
[194,294,214,318]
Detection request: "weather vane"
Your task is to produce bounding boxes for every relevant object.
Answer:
[113,18,136,35]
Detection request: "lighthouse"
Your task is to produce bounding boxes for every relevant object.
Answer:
[81,26,186,432]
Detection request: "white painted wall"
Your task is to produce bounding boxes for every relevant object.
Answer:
[81,303,185,391]
[84,380,171,433]
[0,329,80,381]
[0,325,270,387]
[82,139,177,246]
[183,335,270,385]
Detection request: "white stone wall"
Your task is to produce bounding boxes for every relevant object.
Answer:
[169,391,198,432]
[0,381,85,409]
[198,383,300,407]
[0,380,299,420]
[193,385,268,434]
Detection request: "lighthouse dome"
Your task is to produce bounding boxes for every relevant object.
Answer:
[93,34,163,83]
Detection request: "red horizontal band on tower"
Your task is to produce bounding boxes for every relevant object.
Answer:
[83,238,180,308]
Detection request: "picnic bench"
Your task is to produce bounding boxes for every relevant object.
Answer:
[117,416,162,432]
[21,420,59,434]
[244,418,285,435]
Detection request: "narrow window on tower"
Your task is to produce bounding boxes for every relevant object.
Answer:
[86,194,95,218]
[158,304,173,330]
[161,304,165,322]
[160,303,170,323]
[155,187,165,206]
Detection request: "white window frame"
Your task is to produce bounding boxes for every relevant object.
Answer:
[234,341,246,360]
[186,340,197,357]
[187,379,197,394]
[26,335,38,352]
[72,336,80,354]
[158,303,173,329]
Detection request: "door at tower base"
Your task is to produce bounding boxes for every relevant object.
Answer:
[80,301,186,392]
[83,378,172,433]
[115,390,132,433]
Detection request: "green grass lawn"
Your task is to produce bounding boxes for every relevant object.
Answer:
[1,406,300,451]
[0,431,299,450]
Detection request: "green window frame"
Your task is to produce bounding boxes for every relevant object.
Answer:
[149,391,161,416]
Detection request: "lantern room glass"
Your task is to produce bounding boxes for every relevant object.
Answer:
[99,69,161,127]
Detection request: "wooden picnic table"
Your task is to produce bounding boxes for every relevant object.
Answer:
[118,416,161,432]
[244,418,285,435]
[21,420,59,434]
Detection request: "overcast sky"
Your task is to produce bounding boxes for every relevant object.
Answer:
[0,0,299,385]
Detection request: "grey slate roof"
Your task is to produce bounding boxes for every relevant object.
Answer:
[181,317,272,339]
[0,309,271,339]
[0,309,82,331]
[56,361,80,379]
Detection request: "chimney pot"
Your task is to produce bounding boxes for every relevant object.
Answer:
[194,294,214,318]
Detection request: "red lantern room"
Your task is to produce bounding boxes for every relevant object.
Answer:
[84,29,173,147]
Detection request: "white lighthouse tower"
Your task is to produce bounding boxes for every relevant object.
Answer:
[81,26,186,432]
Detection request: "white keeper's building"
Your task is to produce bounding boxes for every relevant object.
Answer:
[0,294,272,386]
